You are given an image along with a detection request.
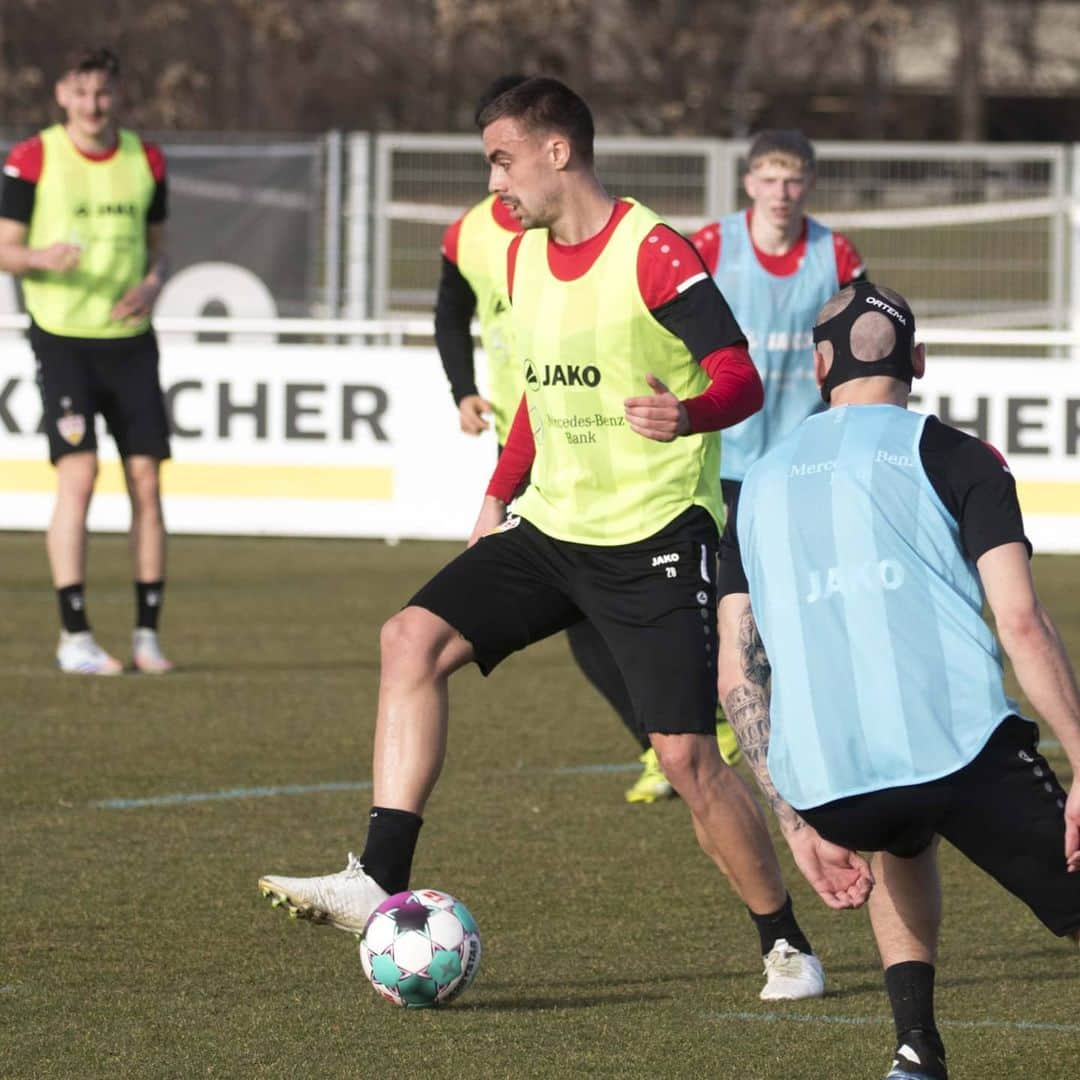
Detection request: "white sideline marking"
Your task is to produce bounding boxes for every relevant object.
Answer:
[89,741,1069,811]
[92,762,641,810]
[95,780,373,809]
[708,1011,1080,1034]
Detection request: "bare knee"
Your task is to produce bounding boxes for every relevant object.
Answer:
[652,733,718,794]
[55,454,98,507]
[380,606,468,682]
[125,458,163,520]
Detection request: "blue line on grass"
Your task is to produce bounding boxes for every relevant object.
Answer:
[92,762,641,810]
[708,1011,1080,1034]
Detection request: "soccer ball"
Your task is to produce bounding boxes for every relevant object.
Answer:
[359,888,482,1007]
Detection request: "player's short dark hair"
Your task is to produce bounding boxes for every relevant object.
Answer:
[746,129,815,172]
[473,74,530,126]
[476,76,595,166]
[63,47,120,80]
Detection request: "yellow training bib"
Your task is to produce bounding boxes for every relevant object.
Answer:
[24,125,155,338]
[511,200,723,544]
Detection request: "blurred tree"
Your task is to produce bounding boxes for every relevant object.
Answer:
[0,0,1075,139]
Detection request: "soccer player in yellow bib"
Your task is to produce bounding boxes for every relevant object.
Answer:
[438,75,701,795]
[436,75,528,445]
[259,77,870,1000]
[0,47,173,675]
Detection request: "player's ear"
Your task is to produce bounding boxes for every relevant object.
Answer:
[549,135,571,171]
[814,343,832,388]
[55,77,70,110]
[912,342,926,381]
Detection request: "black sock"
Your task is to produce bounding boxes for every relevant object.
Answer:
[359,806,423,895]
[135,580,165,630]
[884,961,939,1040]
[748,894,813,956]
[57,584,90,633]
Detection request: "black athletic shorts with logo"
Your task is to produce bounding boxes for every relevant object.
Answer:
[31,321,171,463]
[716,478,748,598]
[408,506,720,736]
[800,715,1080,937]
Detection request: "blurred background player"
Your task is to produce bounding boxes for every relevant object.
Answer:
[622,129,866,804]
[435,73,528,445]
[736,282,1080,1080]
[0,47,173,675]
[438,74,686,794]
[260,77,867,1001]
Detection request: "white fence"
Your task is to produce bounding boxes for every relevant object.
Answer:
[2,132,1076,332]
[372,136,1073,330]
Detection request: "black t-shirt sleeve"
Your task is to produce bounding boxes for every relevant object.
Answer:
[649,277,747,363]
[919,416,1032,562]
[433,255,480,403]
[0,175,35,224]
[147,179,167,225]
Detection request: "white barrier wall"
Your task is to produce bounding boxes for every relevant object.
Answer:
[914,357,1080,554]
[0,344,496,541]
[1,345,1079,551]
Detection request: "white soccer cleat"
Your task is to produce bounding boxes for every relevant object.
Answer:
[258,852,389,934]
[132,627,175,674]
[759,938,825,1001]
[56,631,123,676]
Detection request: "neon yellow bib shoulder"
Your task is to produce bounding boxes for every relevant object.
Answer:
[511,200,724,545]
[24,124,155,338]
[456,195,520,443]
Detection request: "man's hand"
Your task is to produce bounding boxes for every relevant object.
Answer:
[30,242,82,274]
[785,824,874,910]
[111,278,162,324]
[458,394,493,435]
[624,373,689,442]
[468,494,507,548]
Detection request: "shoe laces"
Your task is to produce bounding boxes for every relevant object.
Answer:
[763,939,804,977]
[344,852,366,875]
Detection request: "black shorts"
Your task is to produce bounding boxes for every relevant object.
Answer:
[717,479,748,598]
[408,507,720,735]
[800,716,1080,937]
[31,322,171,464]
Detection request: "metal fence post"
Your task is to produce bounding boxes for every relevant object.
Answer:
[1071,143,1080,355]
[323,130,343,318]
[345,132,371,321]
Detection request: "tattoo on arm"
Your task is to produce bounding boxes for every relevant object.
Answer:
[723,602,805,834]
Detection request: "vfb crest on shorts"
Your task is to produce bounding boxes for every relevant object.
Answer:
[56,396,86,446]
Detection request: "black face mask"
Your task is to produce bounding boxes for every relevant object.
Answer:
[813,281,916,403]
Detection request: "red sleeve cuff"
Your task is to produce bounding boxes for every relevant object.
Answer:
[486,394,535,501]
[681,346,763,433]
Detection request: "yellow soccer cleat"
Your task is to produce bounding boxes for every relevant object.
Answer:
[624,747,676,804]
[716,712,743,766]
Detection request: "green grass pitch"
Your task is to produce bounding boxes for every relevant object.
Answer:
[1,532,1077,1078]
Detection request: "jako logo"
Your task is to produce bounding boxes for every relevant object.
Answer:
[524,360,601,389]
[866,295,907,325]
[651,552,679,567]
[805,559,905,604]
